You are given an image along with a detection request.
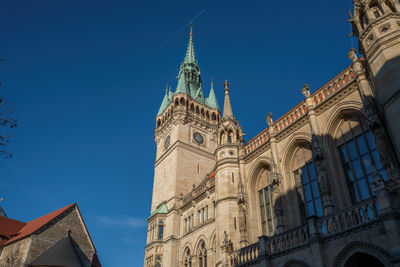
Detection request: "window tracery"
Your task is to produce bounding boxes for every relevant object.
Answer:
[336,115,386,203]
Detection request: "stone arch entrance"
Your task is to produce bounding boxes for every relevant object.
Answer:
[334,241,392,267]
[344,252,384,267]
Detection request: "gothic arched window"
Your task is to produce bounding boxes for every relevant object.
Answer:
[184,248,192,267]
[336,115,386,203]
[158,220,164,240]
[258,185,275,236]
[198,241,207,267]
[155,256,162,267]
[292,143,323,220]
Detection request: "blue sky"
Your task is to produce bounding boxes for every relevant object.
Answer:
[0,0,357,266]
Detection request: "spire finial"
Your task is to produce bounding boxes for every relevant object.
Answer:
[224,80,229,93]
[211,78,214,89]
[190,22,193,39]
[165,83,169,94]
[222,80,234,119]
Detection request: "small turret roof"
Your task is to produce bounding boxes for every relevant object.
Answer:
[157,88,172,116]
[206,80,219,109]
[148,203,168,219]
[222,80,234,119]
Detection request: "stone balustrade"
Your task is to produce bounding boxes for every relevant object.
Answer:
[231,197,379,266]
[230,242,260,266]
[181,176,215,207]
[318,198,379,237]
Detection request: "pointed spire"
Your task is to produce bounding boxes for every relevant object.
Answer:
[157,85,171,115]
[184,22,197,64]
[206,79,219,109]
[222,80,234,119]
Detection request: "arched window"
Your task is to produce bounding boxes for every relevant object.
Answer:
[292,143,323,220]
[211,113,216,120]
[184,248,192,267]
[196,106,200,114]
[175,99,179,106]
[155,256,162,267]
[158,220,164,240]
[258,185,275,236]
[180,98,185,105]
[201,108,205,116]
[198,241,207,267]
[371,7,382,18]
[336,115,386,203]
[190,103,195,111]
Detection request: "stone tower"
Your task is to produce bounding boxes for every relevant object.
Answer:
[214,81,246,261]
[350,0,400,155]
[145,24,220,266]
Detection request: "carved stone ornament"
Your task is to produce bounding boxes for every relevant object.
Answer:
[347,48,358,63]
[302,84,311,98]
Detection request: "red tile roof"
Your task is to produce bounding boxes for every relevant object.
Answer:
[0,203,76,246]
[0,217,26,245]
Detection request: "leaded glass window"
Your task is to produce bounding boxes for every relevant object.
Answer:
[294,161,323,218]
[337,116,386,203]
[258,186,275,236]
[184,248,192,267]
[198,241,207,267]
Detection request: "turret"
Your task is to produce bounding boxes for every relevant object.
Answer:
[349,0,400,156]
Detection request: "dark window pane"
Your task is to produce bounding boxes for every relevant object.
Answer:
[304,184,312,201]
[344,163,354,182]
[266,205,272,220]
[308,163,316,181]
[379,170,387,181]
[366,131,376,149]
[314,198,323,217]
[260,206,266,221]
[356,135,368,155]
[367,174,376,196]
[371,150,383,170]
[352,159,364,179]
[348,141,358,160]
[268,220,273,234]
[340,145,349,163]
[307,201,315,216]
[358,178,371,200]
[362,154,374,175]
[264,188,270,203]
[311,180,319,198]
[353,183,360,202]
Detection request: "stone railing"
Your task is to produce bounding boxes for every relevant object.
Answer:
[244,66,355,155]
[265,225,309,256]
[318,198,379,238]
[231,197,379,266]
[181,176,215,207]
[230,242,260,266]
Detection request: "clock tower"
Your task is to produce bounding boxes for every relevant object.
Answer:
[145,24,220,266]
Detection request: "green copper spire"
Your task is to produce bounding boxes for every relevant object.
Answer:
[175,23,205,104]
[157,86,171,115]
[206,79,219,109]
[184,22,197,64]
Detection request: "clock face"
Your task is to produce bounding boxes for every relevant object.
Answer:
[164,136,170,149]
[193,132,204,144]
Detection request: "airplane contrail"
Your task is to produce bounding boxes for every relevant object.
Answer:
[129,8,207,74]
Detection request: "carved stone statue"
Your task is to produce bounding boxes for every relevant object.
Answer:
[302,84,311,98]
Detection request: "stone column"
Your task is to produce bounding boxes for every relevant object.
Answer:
[266,113,285,234]
[301,85,334,215]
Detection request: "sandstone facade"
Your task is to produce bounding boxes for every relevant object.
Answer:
[145,1,400,266]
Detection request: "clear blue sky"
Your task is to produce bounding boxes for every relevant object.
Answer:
[1,0,357,266]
